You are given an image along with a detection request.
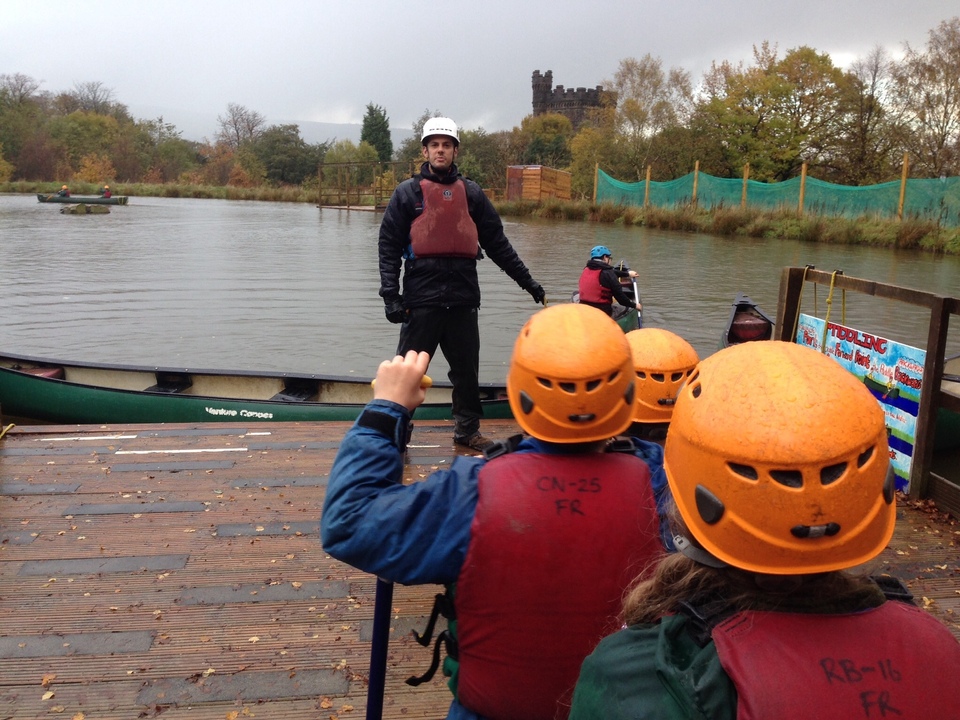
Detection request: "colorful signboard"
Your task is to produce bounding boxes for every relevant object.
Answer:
[795,314,925,491]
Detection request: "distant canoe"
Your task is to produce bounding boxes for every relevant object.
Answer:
[722,292,774,348]
[0,351,510,425]
[38,193,128,205]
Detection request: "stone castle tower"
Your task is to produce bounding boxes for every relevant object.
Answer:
[531,69,609,128]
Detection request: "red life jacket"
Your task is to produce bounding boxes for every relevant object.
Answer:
[713,600,960,719]
[409,178,479,258]
[453,450,663,720]
[578,266,611,305]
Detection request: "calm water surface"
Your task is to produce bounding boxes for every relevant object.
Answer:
[2,193,958,383]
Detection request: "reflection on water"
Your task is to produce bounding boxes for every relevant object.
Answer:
[2,193,958,382]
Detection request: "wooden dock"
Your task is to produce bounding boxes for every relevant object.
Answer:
[1,419,958,718]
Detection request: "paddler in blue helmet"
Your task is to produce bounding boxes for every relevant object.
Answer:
[578,245,642,317]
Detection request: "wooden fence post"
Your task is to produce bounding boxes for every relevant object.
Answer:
[644,165,651,208]
[592,162,599,204]
[797,162,808,217]
[898,152,909,221]
[741,163,750,209]
[692,160,700,206]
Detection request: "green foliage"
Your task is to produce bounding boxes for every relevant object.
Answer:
[151,136,200,183]
[517,113,573,169]
[0,143,13,182]
[251,124,322,185]
[394,109,448,163]
[322,139,379,188]
[233,147,266,186]
[569,118,617,199]
[692,45,854,183]
[47,111,119,168]
[360,103,393,163]
[457,128,511,189]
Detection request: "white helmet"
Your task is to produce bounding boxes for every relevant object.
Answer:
[421,116,459,145]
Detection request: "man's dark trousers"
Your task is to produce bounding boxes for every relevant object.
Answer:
[397,306,482,439]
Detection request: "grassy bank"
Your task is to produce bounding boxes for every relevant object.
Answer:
[494,199,960,256]
[7,181,958,255]
[6,180,318,203]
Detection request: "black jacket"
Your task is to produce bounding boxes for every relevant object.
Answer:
[378,162,536,309]
[584,258,636,308]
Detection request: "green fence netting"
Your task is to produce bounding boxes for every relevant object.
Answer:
[596,169,960,226]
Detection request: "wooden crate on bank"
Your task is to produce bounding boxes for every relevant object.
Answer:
[506,165,572,202]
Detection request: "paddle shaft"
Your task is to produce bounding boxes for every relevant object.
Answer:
[632,277,643,328]
[366,577,394,720]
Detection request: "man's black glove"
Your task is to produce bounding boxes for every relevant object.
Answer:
[385,299,407,324]
[526,283,546,305]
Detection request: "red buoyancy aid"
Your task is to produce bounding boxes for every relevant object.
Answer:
[409,178,479,258]
[713,600,960,719]
[454,451,663,720]
[578,266,611,305]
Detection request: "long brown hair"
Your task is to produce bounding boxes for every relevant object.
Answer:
[622,503,886,626]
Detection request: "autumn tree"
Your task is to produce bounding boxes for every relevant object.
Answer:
[196,141,235,186]
[608,55,693,180]
[890,17,960,177]
[130,119,200,183]
[70,81,116,114]
[75,153,116,183]
[692,44,850,182]
[0,73,46,176]
[324,139,379,188]
[831,47,901,184]
[0,142,14,182]
[46,111,119,172]
[251,124,326,185]
[229,146,266,187]
[518,113,574,168]
[395,109,442,163]
[361,103,393,163]
[0,73,41,104]
[217,103,267,149]
[456,127,514,189]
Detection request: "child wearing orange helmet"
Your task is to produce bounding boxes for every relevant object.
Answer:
[322,304,669,720]
[570,341,960,719]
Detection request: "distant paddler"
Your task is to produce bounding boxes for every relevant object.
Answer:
[578,245,643,318]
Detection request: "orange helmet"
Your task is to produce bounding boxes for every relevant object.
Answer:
[104,184,109,189]
[507,304,635,443]
[625,328,699,424]
[61,185,68,189]
[664,341,895,575]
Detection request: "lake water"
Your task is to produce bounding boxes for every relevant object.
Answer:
[2,193,959,383]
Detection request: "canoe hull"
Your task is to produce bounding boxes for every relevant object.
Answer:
[722,292,774,348]
[37,193,128,205]
[0,353,511,425]
[937,354,960,450]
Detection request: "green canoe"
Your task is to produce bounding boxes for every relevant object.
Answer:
[37,193,128,205]
[0,351,511,425]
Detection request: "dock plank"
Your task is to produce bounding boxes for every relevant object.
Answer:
[1,419,958,718]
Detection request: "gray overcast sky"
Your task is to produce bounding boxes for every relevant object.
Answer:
[1,1,954,142]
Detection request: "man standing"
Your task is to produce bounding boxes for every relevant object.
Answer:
[378,116,545,451]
